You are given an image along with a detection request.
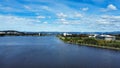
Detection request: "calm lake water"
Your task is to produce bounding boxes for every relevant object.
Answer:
[0,36,120,68]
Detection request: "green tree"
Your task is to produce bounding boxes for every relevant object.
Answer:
[83,38,98,45]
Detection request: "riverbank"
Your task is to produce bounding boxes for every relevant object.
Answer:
[58,36,120,50]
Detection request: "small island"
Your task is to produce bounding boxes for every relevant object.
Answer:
[58,33,120,50]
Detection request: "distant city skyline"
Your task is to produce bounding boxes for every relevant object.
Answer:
[0,0,120,32]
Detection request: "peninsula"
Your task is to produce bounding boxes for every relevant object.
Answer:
[58,33,120,50]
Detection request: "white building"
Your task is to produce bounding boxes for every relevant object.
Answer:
[63,33,72,36]
[96,35,116,41]
[0,32,5,34]
[89,34,116,41]
[89,34,98,38]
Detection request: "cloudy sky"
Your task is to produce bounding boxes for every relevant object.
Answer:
[0,0,120,32]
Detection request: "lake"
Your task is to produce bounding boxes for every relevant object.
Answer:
[0,36,120,68]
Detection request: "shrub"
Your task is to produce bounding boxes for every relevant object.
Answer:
[83,38,98,45]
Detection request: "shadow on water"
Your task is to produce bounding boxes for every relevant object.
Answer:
[0,36,120,68]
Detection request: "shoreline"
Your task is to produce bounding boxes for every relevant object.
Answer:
[66,41,120,51]
[58,36,120,51]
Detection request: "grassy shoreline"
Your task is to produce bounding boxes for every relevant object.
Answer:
[58,36,120,50]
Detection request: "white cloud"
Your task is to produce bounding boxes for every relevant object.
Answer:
[0,0,119,32]
[37,16,46,19]
[24,5,31,10]
[0,15,52,31]
[56,13,120,31]
[43,21,48,24]
[0,15,40,27]
[101,4,117,12]
[0,15,39,24]
[107,4,117,10]
[59,18,69,24]
[74,12,83,18]
[56,12,70,24]
[95,15,120,30]
[81,7,89,11]
[60,18,66,22]
[56,12,83,25]
[41,6,51,11]
[57,13,67,18]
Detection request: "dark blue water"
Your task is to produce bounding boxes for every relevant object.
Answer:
[0,36,120,68]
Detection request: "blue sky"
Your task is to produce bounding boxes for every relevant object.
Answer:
[0,0,120,32]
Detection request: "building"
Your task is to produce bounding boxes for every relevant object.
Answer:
[63,33,72,36]
[96,35,116,41]
[89,34,98,38]
[0,32,5,34]
[89,34,116,41]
